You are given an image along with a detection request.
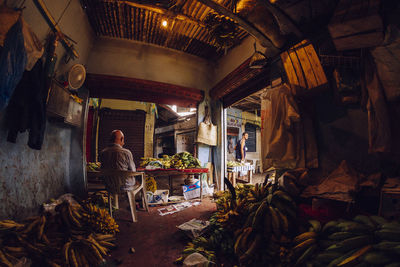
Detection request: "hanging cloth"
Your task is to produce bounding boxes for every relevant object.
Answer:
[260,84,318,170]
[0,19,27,110]
[21,18,44,71]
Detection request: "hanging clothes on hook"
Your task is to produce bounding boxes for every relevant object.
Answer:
[0,19,27,111]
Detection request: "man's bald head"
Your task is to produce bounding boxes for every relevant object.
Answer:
[110,130,125,146]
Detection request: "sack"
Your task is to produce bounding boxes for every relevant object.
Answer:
[197,122,217,146]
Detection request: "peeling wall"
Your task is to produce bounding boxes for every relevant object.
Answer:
[0,0,94,219]
[0,114,71,219]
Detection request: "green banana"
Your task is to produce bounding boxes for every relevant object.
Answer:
[373,241,400,251]
[382,222,400,231]
[269,206,281,238]
[363,251,392,265]
[337,221,372,233]
[326,235,373,253]
[328,232,358,240]
[295,244,317,266]
[314,251,342,264]
[370,215,388,226]
[328,248,359,267]
[337,245,371,266]
[252,200,268,230]
[323,220,339,234]
[375,229,400,242]
[353,215,376,228]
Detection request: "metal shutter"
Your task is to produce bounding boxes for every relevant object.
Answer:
[98,109,146,167]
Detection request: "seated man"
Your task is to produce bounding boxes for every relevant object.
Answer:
[99,129,136,191]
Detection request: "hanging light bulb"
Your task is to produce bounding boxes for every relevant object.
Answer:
[162,20,168,27]
[249,42,268,69]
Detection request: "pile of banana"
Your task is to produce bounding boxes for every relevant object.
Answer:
[81,203,119,235]
[140,155,171,169]
[170,152,202,169]
[175,237,217,264]
[87,191,111,209]
[291,215,400,266]
[0,199,118,266]
[140,157,158,167]
[181,181,400,266]
[62,233,115,267]
[0,216,59,266]
[227,161,242,167]
[86,162,101,172]
[140,152,201,169]
[179,182,299,266]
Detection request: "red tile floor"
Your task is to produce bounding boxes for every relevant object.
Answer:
[109,196,217,267]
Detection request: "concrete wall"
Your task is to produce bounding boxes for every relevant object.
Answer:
[87,37,213,90]
[211,37,261,88]
[0,0,94,219]
[100,99,155,158]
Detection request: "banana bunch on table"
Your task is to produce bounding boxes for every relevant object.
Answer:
[139,157,158,167]
[170,152,201,169]
[86,162,101,172]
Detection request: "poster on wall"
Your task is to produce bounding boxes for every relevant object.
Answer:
[227,135,237,155]
[226,108,242,128]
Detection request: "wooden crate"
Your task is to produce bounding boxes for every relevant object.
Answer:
[328,0,383,51]
[281,40,328,96]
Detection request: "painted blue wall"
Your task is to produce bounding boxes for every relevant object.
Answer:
[0,114,71,219]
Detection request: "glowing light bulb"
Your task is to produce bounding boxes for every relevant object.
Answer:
[162,20,168,27]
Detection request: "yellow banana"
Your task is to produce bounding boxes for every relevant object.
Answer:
[293,232,317,245]
[0,249,12,267]
[293,238,316,255]
[38,215,46,240]
[63,241,72,266]
[69,244,79,267]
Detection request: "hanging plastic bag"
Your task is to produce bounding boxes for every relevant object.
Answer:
[197,106,217,146]
[0,19,27,110]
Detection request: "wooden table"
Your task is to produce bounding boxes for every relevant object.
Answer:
[227,165,255,187]
[137,168,209,200]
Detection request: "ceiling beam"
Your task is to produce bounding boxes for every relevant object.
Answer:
[260,1,302,38]
[86,73,204,108]
[116,0,207,27]
[196,0,277,49]
[242,97,260,105]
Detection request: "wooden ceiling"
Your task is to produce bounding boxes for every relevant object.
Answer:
[80,0,248,59]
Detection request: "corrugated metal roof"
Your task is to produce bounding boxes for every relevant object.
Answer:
[80,0,248,59]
